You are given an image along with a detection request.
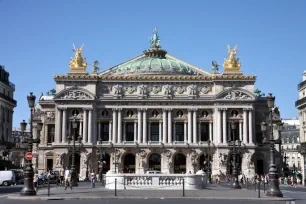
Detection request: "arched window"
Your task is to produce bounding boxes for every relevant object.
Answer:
[173,153,186,173]
[148,154,161,171]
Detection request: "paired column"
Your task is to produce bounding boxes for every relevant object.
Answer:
[88,108,93,144]
[143,109,147,143]
[117,109,122,143]
[163,109,167,143]
[217,108,222,144]
[56,108,62,143]
[248,108,253,144]
[134,120,137,142]
[222,108,227,144]
[159,120,162,143]
[209,121,213,141]
[188,109,192,144]
[243,109,248,144]
[138,109,142,143]
[239,120,243,141]
[168,109,172,143]
[112,109,117,143]
[62,108,67,143]
[184,121,187,143]
[98,121,101,143]
[123,121,126,142]
[148,121,151,142]
[79,120,83,138]
[109,120,112,143]
[44,124,48,144]
[83,109,88,143]
[193,109,197,144]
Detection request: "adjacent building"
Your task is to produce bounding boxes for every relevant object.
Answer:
[0,65,17,170]
[34,29,282,180]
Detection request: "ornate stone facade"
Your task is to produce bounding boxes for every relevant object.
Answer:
[35,30,279,181]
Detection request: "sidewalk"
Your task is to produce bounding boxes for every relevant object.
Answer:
[7,183,295,201]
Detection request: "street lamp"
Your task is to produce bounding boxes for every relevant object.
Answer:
[227,120,241,189]
[97,138,106,185]
[20,93,41,196]
[67,115,82,187]
[261,93,283,197]
[207,140,212,184]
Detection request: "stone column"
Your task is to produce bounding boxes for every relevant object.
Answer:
[112,109,117,143]
[123,121,126,142]
[79,121,83,137]
[188,109,192,144]
[228,121,231,141]
[198,122,201,142]
[68,120,72,137]
[239,120,243,141]
[62,108,67,143]
[143,109,147,144]
[148,121,151,142]
[217,108,222,144]
[222,109,227,144]
[44,124,48,144]
[56,108,62,143]
[184,120,187,143]
[168,109,172,143]
[209,121,213,142]
[159,120,162,143]
[117,109,122,143]
[134,120,137,142]
[138,109,142,143]
[88,109,93,144]
[98,121,101,143]
[193,109,197,144]
[163,109,167,143]
[83,109,88,143]
[248,109,253,144]
[109,120,112,142]
[243,109,248,144]
[173,122,176,141]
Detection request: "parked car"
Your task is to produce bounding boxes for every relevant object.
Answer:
[146,170,162,174]
[0,170,16,186]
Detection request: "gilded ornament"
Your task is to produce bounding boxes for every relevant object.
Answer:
[69,44,87,71]
[223,45,241,72]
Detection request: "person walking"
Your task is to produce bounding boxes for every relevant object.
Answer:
[60,167,65,186]
[90,169,96,188]
[64,167,72,190]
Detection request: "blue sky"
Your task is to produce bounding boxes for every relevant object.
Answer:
[0,0,305,128]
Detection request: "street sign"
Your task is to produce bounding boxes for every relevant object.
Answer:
[25,152,33,161]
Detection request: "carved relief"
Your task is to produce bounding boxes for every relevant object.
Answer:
[223,91,252,100]
[149,85,162,94]
[138,84,147,97]
[138,149,147,159]
[187,84,197,97]
[124,85,137,94]
[219,153,228,167]
[45,111,55,122]
[174,85,186,94]
[199,86,211,94]
[112,84,122,98]
[189,150,198,164]
[61,90,92,100]
[162,84,172,98]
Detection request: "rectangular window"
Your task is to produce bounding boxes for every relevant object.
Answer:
[175,122,184,141]
[200,123,209,141]
[101,123,109,141]
[150,123,159,141]
[126,122,134,141]
[47,124,55,143]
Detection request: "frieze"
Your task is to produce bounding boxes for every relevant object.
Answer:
[138,84,147,97]
[60,90,93,100]
[174,85,186,94]
[187,84,197,97]
[149,85,162,94]
[162,84,172,98]
[45,111,55,122]
[198,86,211,94]
[112,84,122,98]
[223,91,251,100]
[124,85,137,94]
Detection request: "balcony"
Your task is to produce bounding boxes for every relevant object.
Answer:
[0,92,16,106]
[295,97,306,108]
[298,80,306,90]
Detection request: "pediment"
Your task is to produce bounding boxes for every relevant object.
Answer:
[54,87,96,100]
[98,53,211,76]
[215,88,255,101]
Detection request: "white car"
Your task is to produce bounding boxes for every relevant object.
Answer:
[146,171,162,174]
[0,170,16,186]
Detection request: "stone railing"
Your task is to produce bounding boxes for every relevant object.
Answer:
[105,172,207,190]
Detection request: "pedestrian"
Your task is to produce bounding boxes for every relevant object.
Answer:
[60,167,65,186]
[33,171,38,191]
[91,169,96,188]
[64,167,72,190]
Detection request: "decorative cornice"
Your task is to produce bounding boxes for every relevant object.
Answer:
[53,75,256,81]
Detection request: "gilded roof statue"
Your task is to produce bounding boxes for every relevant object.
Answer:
[69,44,87,71]
[223,45,241,72]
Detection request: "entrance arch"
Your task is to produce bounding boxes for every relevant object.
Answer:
[124,154,135,173]
[174,153,186,174]
[148,153,161,171]
[68,153,81,175]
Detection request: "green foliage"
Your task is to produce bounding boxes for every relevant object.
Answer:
[254,89,265,97]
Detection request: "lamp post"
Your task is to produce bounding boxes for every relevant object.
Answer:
[227,121,241,189]
[207,140,212,184]
[261,93,283,197]
[67,115,82,187]
[20,92,42,196]
[97,138,105,185]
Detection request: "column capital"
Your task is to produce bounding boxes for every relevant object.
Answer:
[159,120,163,123]
[87,108,93,111]
[112,108,117,112]
[184,120,188,124]
[57,107,64,111]
[135,120,138,123]
[192,108,198,112]
[243,108,249,111]
[137,108,143,112]
[80,120,83,123]
[188,108,193,112]
[239,120,243,123]
[109,120,113,123]
[162,108,167,112]
[209,120,213,123]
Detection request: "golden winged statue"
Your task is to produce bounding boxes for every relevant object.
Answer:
[223,45,241,72]
[69,44,87,69]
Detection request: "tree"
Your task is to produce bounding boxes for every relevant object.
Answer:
[254,89,265,97]
[46,89,56,96]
